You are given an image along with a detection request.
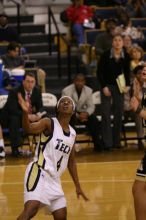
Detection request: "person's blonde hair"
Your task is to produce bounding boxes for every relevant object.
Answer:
[129,45,144,60]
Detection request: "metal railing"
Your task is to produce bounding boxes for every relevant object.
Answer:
[48,6,72,83]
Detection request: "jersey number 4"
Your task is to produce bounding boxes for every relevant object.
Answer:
[57,156,63,171]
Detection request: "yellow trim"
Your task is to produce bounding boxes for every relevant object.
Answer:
[135,175,146,182]
[38,148,44,167]
[28,163,39,191]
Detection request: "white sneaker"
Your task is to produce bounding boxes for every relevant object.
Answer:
[0,146,5,158]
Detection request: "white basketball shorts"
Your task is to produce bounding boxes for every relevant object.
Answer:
[24,162,66,213]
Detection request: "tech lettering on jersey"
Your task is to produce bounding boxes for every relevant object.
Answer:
[55,138,71,154]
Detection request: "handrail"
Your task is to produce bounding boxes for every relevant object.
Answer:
[8,0,21,35]
[48,6,72,83]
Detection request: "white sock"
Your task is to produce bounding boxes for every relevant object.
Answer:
[0,139,4,148]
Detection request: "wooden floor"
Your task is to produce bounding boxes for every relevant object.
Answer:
[0,142,145,220]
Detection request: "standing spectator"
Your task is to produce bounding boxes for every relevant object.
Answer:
[1,42,46,92]
[97,34,130,150]
[0,72,43,157]
[62,73,102,152]
[66,0,94,46]
[16,95,88,220]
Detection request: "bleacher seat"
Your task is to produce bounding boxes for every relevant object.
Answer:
[131,18,146,27]
[42,92,57,116]
[94,7,116,19]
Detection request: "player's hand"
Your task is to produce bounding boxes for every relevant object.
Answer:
[76,188,89,201]
[18,93,29,112]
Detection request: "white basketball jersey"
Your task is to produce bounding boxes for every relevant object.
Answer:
[33,117,76,178]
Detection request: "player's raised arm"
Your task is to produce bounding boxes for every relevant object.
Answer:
[18,93,52,134]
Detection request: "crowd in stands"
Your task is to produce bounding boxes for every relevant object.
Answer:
[1,0,146,159]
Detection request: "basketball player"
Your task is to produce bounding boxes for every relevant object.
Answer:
[17,95,88,220]
[130,64,146,220]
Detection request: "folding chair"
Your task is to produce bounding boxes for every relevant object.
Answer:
[42,92,57,116]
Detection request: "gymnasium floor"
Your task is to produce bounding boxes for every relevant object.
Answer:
[0,142,144,220]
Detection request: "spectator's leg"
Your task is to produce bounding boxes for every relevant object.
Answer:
[112,86,124,148]
[101,91,113,149]
[85,114,103,151]
[72,23,85,45]
[135,113,144,149]
[9,115,22,155]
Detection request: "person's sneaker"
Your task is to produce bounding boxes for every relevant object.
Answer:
[0,146,5,159]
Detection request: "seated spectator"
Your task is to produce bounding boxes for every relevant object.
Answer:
[0,14,19,44]
[66,0,95,46]
[123,34,133,53]
[0,72,44,157]
[0,124,5,158]
[1,42,46,92]
[132,65,146,149]
[115,13,145,48]
[129,45,144,73]
[94,18,117,56]
[125,0,146,18]
[62,73,102,152]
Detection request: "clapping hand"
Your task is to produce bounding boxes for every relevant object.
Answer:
[18,93,29,112]
[130,96,140,112]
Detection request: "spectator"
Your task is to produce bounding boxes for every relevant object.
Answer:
[115,13,145,43]
[66,0,94,46]
[0,72,43,157]
[125,0,146,18]
[1,42,46,92]
[131,65,146,149]
[94,18,117,56]
[129,45,144,75]
[123,34,133,53]
[124,65,145,149]
[62,73,102,152]
[97,34,130,150]
[0,124,5,158]
[0,14,19,44]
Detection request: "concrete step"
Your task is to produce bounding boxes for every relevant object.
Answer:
[24,43,57,54]
[20,33,48,44]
